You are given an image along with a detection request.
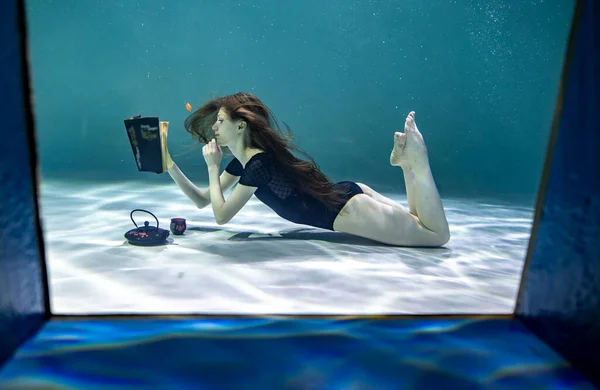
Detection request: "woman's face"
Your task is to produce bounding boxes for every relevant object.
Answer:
[212,108,239,146]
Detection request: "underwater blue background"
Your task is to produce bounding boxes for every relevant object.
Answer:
[25,0,574,203]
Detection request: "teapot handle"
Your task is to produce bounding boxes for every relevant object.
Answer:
[130,209,159,229]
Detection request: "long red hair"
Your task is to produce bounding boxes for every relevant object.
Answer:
[184,92,351,213]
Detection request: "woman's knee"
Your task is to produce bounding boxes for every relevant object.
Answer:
[438,230,450,246]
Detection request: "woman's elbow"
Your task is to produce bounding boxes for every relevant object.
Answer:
[215,215,230,225]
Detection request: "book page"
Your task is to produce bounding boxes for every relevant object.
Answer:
[160,121,169,172]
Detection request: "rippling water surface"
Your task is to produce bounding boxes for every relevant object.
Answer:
[0,317,596,389]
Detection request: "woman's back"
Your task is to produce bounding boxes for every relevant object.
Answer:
[225,152,360,230]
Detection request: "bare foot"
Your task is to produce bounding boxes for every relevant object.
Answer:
[390,111,428,170]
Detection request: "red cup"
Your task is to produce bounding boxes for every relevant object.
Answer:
[170,218,186,235]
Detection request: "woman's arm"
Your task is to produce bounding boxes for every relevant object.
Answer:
[167,163,210,209]
[207,165,257,225]
[167,161,240,209]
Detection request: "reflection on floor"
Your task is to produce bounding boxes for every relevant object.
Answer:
[40,180,534,315]
[0,317,596,389]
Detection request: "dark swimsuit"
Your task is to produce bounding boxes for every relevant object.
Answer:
[225,152,363,231]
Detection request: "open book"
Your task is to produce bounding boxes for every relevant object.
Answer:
[124,115,170,173]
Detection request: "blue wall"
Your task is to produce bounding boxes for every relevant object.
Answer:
[0,0,49,367]
[516,0,600,387]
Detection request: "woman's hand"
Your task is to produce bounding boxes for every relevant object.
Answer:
[203,138,222,168]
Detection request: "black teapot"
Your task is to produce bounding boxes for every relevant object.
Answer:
[124,209,170,246]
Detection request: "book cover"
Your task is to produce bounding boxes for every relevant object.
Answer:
[124,115,170,174]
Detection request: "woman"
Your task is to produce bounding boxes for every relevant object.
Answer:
[166,92,450,247]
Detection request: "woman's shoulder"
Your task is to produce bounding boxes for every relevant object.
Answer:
[246,150,270,165]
